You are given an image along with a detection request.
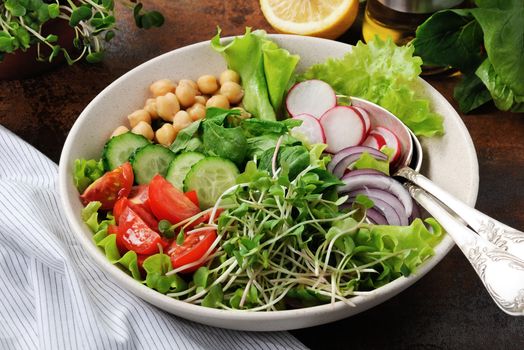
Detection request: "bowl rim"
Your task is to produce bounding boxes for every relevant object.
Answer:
[58,34,479,329]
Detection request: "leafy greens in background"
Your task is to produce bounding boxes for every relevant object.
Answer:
[300,37,444,137]
[413,0,524,113]
[211,28,300,121]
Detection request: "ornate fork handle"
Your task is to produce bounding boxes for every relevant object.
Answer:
[406,184,524,316]
[396,167,524,259]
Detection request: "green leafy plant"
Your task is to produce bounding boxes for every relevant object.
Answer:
[0,0,164,64]
[413,0,524,113]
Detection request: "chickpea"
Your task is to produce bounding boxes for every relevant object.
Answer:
[194,95,207,105]
[220,81,244,104]
[175,83,197,108]
[155,123,177,146]
[156,92,180,122]
[197,75,219,95]
[187,103,206,121]
[111,125,129,138]
[219,69,240,85]
[127,109,151,128]
[178,79,198,91]
[172,110,193,132]
[131,121,154,140]
[144,98,158,119]
[149,79,176,97]
[206,94,230,109]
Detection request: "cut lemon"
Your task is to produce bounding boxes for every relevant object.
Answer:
[260,0,359,40]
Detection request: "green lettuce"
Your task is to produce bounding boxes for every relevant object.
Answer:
[354,218,443,288]
[74,158,104,192]
[211,28,300,120]
[300,37,444,137]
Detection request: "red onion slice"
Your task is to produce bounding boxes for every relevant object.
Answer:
[339,174,413,217]
[366,208,388,225]
[328,146,388,179]
[341,169,385,180]
[346,188,409,226]
[347,196,404,226]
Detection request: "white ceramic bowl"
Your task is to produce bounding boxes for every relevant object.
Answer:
[58,35,479,331]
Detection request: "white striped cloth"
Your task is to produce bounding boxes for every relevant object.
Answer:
[0,126,306,350]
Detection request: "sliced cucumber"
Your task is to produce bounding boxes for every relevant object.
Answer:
[184,157,239,209]
[131,144,176,184]
[165,152,205,190]
[102,132,150,170]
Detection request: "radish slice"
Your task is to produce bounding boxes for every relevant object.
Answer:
[372,126,402,163]
[291,113,325,144]
[352,106,371,134]
[286,80,336,119]
[362,133,386,150]
[320,106,366,154]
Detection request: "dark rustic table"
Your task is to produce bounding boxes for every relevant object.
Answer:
[1,1,523,349]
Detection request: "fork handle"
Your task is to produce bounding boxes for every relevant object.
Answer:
[406,184,524,316]
[396,167,524,259]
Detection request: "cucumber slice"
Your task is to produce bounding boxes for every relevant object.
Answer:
[184,157,239,209]
[102,132,150,170]
[131,144,176,184]
[165,152,205,190]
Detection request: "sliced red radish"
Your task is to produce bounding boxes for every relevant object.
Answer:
[352,106,371,134]
[286,80,337,119]
[291,113,325,144]
[362,132,386,150]
[320,106,366,154]
[372,126,402,163]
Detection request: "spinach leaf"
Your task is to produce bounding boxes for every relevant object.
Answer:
[241,118,301,137]
[246,133,300,159]
[205,107,241,125]
[202,121,247,166]
[475,59,524,112]
[259,145,310,179]
[413,9,484,73]
[453,73,492,113]
[170,120,201,153]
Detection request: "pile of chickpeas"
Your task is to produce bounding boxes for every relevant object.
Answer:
[110,69,248,146]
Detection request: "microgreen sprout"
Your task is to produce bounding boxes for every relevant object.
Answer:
[0,0,164,64]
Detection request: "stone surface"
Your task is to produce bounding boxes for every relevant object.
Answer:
[1,1,523,348]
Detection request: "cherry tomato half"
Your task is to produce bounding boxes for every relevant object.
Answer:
[113,187,159,230]
[148,175,200,224]
[169,228,217,273]
[80,162,133,210]
[118,206,167,255]
[184,190,200,207]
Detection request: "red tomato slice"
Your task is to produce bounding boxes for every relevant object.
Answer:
[169,228,217,273]
[184,190,199,207]
[148,175,200,224]
[118,207,167,255]
[80,162,133,210]
[113,192,159,230]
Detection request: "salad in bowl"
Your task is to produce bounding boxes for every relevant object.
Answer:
[59,29,478,330]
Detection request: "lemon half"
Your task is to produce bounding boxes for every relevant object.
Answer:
[260,0,359,40]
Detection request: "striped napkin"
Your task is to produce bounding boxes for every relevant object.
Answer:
[0,126,305,350]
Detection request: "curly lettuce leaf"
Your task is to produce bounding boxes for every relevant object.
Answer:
[211,27,299,120]
[354,218,443,288]
[301,37,444,137]
[74,158,104,193]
